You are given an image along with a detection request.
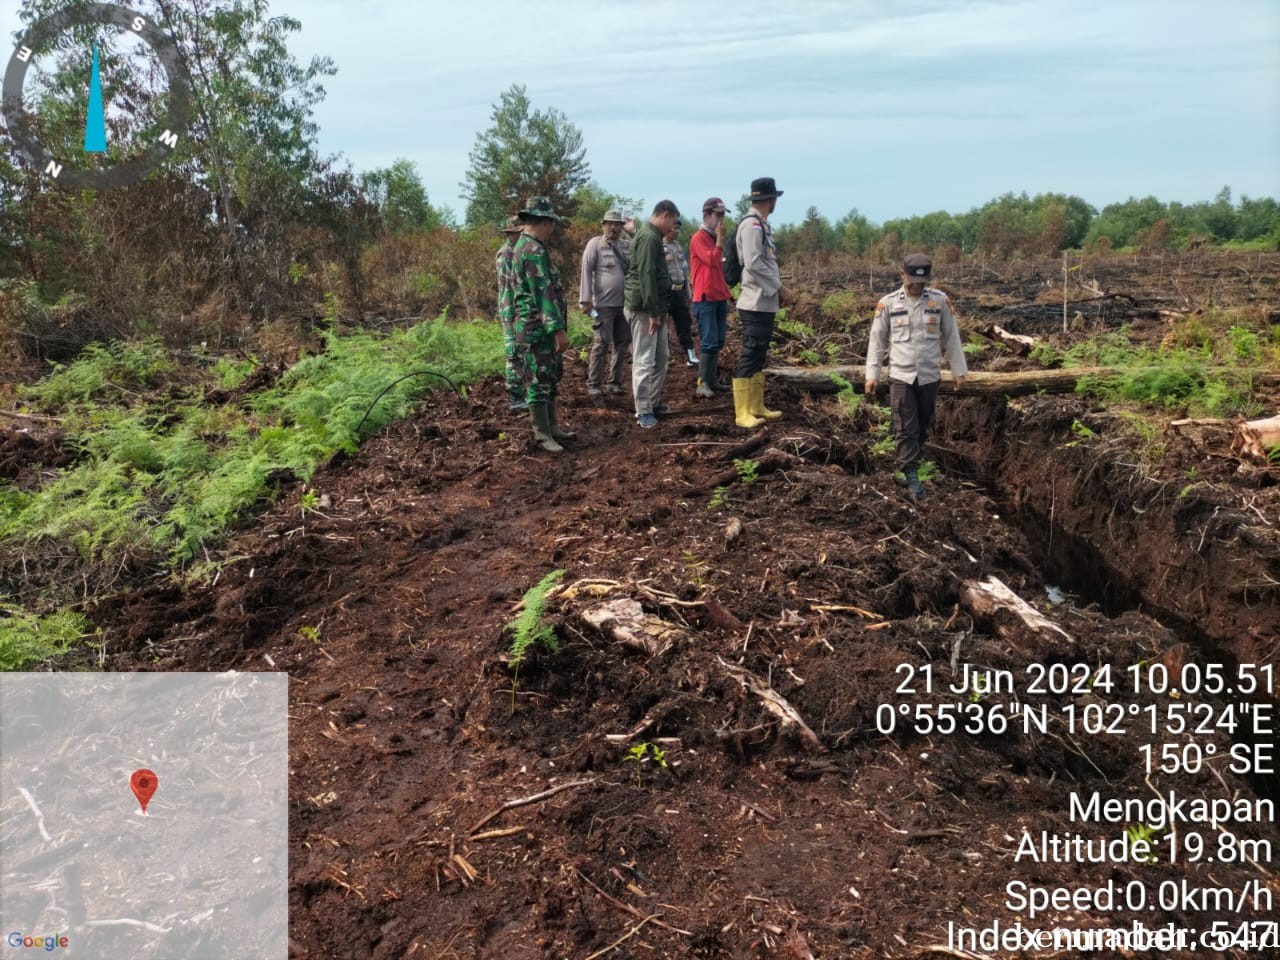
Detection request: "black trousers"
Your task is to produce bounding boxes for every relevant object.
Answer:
[668,290,694,351]
[735,308,775,378]
[889,378,940,470]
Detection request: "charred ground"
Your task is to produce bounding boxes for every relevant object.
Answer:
[16,252,1280,958]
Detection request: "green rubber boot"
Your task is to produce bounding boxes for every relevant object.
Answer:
[529,403,563,453]
[548,398,576,441]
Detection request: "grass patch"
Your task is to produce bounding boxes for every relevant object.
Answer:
[1068,321,1269,418]
[2,313,522,655]
[0,604,90,670]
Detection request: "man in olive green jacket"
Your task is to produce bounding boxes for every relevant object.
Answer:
[624,199,680,428]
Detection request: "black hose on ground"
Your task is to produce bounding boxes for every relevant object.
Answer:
[354,369,463,436]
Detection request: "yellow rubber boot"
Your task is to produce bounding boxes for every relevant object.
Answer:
[732,379,764,429]
[751,372,782,420]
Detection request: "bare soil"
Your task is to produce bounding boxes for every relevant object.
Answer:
[35,252,1280,958]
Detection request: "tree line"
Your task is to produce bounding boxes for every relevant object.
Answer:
[1,0,1276,362]
[771,187,1280,262]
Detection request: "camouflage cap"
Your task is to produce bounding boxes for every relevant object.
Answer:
[500,215,523,234]
[602,208,625,223]
[518,196,564,223]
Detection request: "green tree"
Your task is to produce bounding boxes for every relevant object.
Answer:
[361,158,443,233]
[9,0,339,316]
[461,84,590,228]
[570,181,643,226]
[835,207,876,254]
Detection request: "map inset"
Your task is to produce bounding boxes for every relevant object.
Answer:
[1,672,287,959]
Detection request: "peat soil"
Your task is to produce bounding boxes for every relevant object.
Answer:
[57,253,1280,957]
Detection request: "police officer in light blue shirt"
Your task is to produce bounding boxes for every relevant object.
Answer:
[865,253,968,501]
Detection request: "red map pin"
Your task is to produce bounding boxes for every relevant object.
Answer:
[131,769,158,814]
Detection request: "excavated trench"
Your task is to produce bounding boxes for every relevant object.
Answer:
[935,394,1280,802]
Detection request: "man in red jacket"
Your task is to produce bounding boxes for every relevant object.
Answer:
[688,196,733,398]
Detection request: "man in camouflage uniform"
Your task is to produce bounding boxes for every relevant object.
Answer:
[865,252,968,501]
[495,215,527,411]
[513,196,574,453]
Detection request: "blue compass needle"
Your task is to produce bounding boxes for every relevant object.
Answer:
[84,42,106,153]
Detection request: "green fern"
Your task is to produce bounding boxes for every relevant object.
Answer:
[506,569,565,710]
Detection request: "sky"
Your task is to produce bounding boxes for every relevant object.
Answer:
[5,0,1279,225]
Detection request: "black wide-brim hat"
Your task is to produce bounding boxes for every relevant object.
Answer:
[749,177,784,200]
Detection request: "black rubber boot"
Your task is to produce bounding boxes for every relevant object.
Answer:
[904,464,925,501]
[695,354,716,398]
[707,350,730,392]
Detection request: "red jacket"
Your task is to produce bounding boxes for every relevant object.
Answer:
[689,226,732,303]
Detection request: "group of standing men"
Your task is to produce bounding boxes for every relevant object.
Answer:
[571,176,794,430]
[494,179,968,500]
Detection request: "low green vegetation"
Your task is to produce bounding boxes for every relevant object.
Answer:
[828,373,862,417]
[624,741,668,787]
[2,313,594,669]
[707,486,730,511]
[1033,317,1274,419]
[0,605,90,671]
[734,458,760,485]
[505,569,565,710]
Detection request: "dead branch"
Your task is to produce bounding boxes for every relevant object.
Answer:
[717,657,825,753]
[703,594,746,633]
[580,597,689,656]
[961,576,1072,652]
[467,777,596,836]
[977,323,1037,355]
[703,448,802,491]
[17,786,52,843]
[718,429,769,462]
[575,868,693,936]
[583,915,661,960]
[0,408,62,424]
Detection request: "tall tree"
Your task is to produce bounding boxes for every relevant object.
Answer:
[461,85,589,228]
[8,0,339,315]
[362,158,443,233]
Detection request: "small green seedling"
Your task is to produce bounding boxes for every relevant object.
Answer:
[1124,823,1160,863]
[298,624,321,643]
[299,488,320,516]
[707,486,730,511]
[625,741,668,787]
[506,569,565,712]
[967,673,990,703]
[734,458,760,485]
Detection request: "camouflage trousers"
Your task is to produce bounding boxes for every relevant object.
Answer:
[500,322,522,401]
[513,333,563,405]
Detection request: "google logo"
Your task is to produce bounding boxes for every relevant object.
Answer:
[5,932,69,951]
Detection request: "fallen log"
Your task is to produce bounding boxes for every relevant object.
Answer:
[717,657,825,753]
[978,323,1038,355]
[769,364,1280,397]
[960,576,1072,653]
[1232,414,1280,462]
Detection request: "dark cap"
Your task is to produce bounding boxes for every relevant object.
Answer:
[903,253,932,283]
[702,196,726,213]
[749,177,784,201]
